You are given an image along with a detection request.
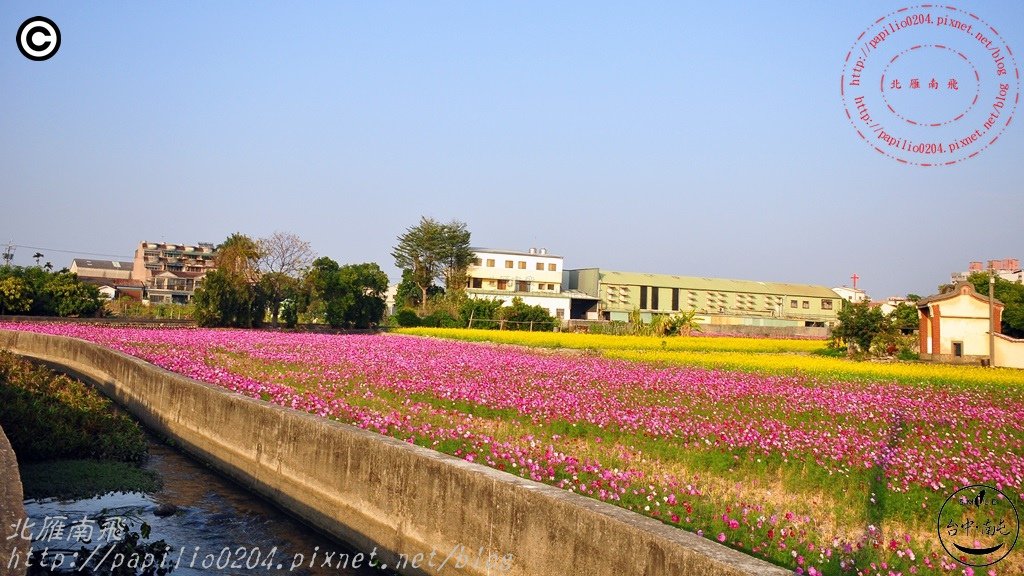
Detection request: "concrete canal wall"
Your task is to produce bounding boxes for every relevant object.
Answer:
[0,424,27,576]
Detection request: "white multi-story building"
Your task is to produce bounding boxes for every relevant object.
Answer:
[832,286,868,304]
[465,247,572,321]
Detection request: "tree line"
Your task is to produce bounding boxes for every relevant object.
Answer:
[0,264,101,317]
[192,232,387,329]
[2,217,561,331]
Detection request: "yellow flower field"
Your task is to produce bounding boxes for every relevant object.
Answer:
[604,349,1024,388]
[398,327,823,354]
[398,327,1024,388]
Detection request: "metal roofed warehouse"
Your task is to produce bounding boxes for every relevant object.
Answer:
[564,268,841,327]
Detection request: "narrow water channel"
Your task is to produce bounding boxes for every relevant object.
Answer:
[24,435,384,576]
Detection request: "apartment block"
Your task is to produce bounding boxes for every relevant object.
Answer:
[132,241,217,304]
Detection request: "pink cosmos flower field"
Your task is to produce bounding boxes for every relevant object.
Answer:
[2,322,1021,576]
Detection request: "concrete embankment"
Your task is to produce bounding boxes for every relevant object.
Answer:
[0,424,28,576]
[0,329,787,576]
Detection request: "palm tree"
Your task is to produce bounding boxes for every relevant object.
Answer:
[33,252,44,266]
[44,261,53,272]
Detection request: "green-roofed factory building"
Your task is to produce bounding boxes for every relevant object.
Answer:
[564,268,841,328]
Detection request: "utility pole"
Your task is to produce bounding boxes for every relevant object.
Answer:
[1,242,13,268]
[989,264,996,368]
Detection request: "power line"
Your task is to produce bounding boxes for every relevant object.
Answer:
[10,244,134,260]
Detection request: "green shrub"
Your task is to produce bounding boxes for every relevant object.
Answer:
[394,308,422,327]
[897,348,920,361]
[0,351,147,463]
[812,346,847,358]
[460,298,503,328]
[421,310,460,328]
[499,297,557,331]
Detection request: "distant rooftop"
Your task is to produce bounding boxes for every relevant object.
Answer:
[71,258,133,270]
[470,247,562,258]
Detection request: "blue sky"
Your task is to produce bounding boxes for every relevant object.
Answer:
[2,1,1021,299]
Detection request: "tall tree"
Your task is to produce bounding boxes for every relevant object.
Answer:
[257,231,315,276]
[336,263,388,328]
[392,217,444,311]
[438,221,473,295]
[193,233,264,327]
[257,232,315,327]
[831,300,885,353]
[215,233,261,281]
[392,217,472,311]
[394,268,443,310]
[32,252,44,266]
[193,269,257,327]
[303,258,387,328]
[259,272,299,328]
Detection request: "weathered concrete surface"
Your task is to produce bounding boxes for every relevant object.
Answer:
[0,424,28,576]
[0,329,788,576]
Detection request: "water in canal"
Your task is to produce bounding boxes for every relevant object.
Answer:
[23,436,384,575]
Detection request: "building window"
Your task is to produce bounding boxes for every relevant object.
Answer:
[548,263,557,271]
[556,308,565,319]
[640,286,648,309]
[672,288,679,311]
[518,261,526,269]
[470,278,482,289]
[497,279,509,290]
[953,341,963,357]
[516,280,529,292]
[472,258,482,266]
[651,287,659,310]
[505,260,513,269]
[802,301,809,309]
[821,299,833,310]
[486,258,495,267]
[790,300,798,308]
[536,262,544,271]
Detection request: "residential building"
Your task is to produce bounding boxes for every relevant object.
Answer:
[565,269,841,327]
[78,277,145,301]
[464,248,580,322]
[951,259,1022,284]
[832,286,869,303]
[916,282,1024,367]
[70,259,133,280]
[132,241,218,304]
[869,296,911,316]
[69,259,144,300]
